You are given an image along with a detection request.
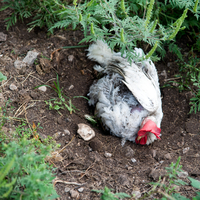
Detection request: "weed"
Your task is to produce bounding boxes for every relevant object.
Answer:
[84,114,98,126]
[0,72,7,82]
[0,137,59,199]
[93,157,200,200]
[93,186,131,200]
[35,74,87,115]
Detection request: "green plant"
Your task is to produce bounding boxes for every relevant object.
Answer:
[35,74,78,114]
[0,137,59,199]
[93,186,131,200]
[0,72,7,82]
[0,155,16,199]
[2,0,198,61]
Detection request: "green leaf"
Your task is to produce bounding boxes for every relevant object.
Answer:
[188,177,200,189]
[0,72,7,82]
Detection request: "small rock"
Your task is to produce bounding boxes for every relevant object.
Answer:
[77,123,95,141]
[30,91,38,99]
[178,171,188,178]
[160,70,167,79]
[89,138,103,152]
[149,169,167,181]
[65,187,71,193]
[132,190,141,199]
[70,189,79,199]
[0,93,4,99]
[172,82,179,87]
[37,86,47,92]
[118,174,130,186]
[23,50,39,65]
[9,83,17,90]
[68,55,74,62]
[104,152,112,158]
[14,60,26,70]
[183,147,190,154]
[64,129,70,135]
[171,184,180,192]
[131,158,137,163]
[0,32,7,41]
[151,149,157,158]
[57,117,63,124]
[53,132,61,140]
[164,153,172,160]
[78,187,84,193]
[68,85,74,90]
[125,146,135,158]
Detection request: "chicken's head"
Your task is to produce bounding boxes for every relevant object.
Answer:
[135,117,161,145]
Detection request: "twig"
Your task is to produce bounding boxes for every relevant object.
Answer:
[58,135,75,153]
[53,179,84,186]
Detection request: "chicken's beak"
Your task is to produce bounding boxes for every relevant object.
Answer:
[136,135,145,141]
[137,132,151,141]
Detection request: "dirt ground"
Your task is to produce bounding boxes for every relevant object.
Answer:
[0,5,200,200]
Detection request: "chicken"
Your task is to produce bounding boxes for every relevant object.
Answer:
[87,40,163,145]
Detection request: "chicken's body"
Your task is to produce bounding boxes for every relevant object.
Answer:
[87,40,163,145]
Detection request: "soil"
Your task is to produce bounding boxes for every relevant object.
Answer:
[0,5,200,200]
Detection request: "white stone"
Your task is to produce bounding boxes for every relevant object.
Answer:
[104,152,112,158]
[14,60,26,70]
[178,171,188,178]
[78,187,84,192]
[23,50,39,65]
[68,85,74,90]
[65,187,71,193]
[132,190,141,199]
[77,123,95,141]
[38,86,47,92]
[9,83,17,90]
[68,55,74,62]
[183,147,190,154]
[64,129,70,135]
[131,158,136,163]
[70,189,79,199]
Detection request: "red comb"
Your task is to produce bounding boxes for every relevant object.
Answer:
[135,120,161,145]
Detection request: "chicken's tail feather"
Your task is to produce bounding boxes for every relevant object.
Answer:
[87,40,114,65]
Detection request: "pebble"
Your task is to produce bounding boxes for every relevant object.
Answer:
[0,32,7,41]
[65,187,71,193]
[57,117,63,124]
[68,85,74,90]
[160,70,167,79]
[9,83,17,90]
[151,149,157,158]
[14,60,26,70]
[132,190,141,199]
[64,129,71,135]
[104,152,112,158]
[37,85,47,92]
[0,93,4,99]
[164,153,172,160]
[178,171,188,178]
[131,158,137,163]
[53,132,61,140]
[23,50,39,65]
[30,91,38,99]
[125,146,135,158]
[78,187,84,193]
[70,189,79,199]
[183,147,190,154]
[68,55,74,62]
[77,123,95,141]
